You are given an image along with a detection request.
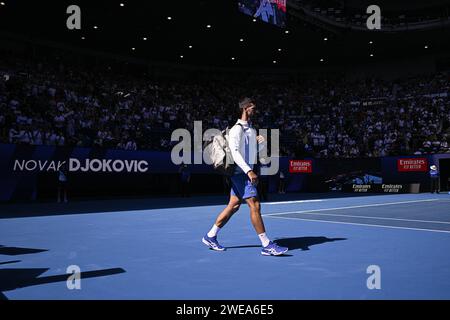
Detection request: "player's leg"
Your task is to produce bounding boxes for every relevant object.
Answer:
[214,195,241,228]
[245,196,288,256]
[246,197,265,234]
[202,195,241,251]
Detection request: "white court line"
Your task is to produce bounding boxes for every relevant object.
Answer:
[263,199,441,217]
[265,215,450,234]
[265,200,324,205]
[264,210,450,225]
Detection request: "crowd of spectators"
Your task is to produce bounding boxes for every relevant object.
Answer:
[1,49,449,158]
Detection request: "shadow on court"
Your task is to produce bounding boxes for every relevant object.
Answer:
[0,193,384,219]
[274,237,347,251]
[0,261,21,266]
[227,237,347,252]
[226,245,261,249]
[0,245,48,256]
[0,267,126,300]
[0,244,126,300]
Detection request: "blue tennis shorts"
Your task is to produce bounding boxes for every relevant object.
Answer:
[230,174,258,200]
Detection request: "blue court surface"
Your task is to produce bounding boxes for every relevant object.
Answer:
[1,193,450,300]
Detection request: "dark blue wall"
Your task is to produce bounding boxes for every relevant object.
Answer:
[1,143,450,201]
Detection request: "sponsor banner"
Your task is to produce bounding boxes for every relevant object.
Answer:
[397,158,428,172]
[289,160,313,174]
[342,184,421,194]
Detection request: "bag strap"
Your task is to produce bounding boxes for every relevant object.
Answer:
[224,123,245,144]
[235,123,244,138]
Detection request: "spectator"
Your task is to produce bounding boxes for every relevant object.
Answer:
[430,165,440,194]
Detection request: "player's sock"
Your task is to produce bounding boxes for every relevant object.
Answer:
[207,224,221,238]
[258,233,271,247]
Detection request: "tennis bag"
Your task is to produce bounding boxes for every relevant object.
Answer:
[203,124,243,176]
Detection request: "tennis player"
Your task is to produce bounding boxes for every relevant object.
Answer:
[202,97,288,256]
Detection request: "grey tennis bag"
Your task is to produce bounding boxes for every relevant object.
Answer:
[203,124,243,176]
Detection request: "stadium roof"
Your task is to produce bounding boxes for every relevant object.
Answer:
[0,0,449,68]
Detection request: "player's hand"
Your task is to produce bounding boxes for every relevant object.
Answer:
[256,135,265,144]
[247,170,258,185]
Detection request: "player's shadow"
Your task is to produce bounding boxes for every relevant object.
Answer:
[274,237,347,251]
[226,237,346,252]
[226,245,261,249]
[0,267,126,300]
